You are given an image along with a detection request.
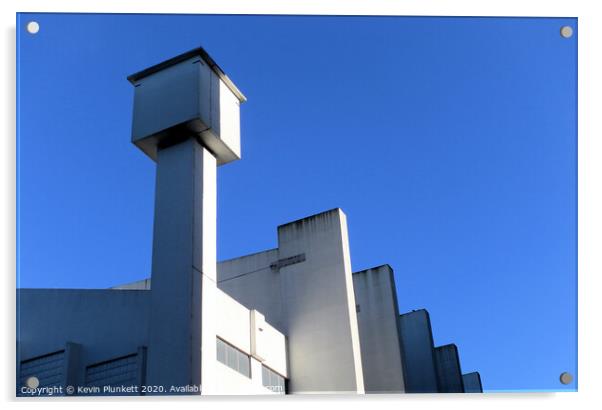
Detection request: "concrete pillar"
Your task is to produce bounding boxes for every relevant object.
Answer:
[462,372,483,393]
[135,346,148,393]
[434,344,464,393]
[64,342,82,394]
[127,47,245,395]
[398,309,439,393]
[277,209,364,394]
[146,138,217,394]
[353,265,405,393]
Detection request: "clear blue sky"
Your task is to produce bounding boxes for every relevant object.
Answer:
[16,13,577,392]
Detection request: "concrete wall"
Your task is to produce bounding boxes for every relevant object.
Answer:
[17,289,150,393]
[214,358,277,395]
[216,289,287,378]
[250,310,287,378]
[120,249,287,333]
[145,140,217,393]
[277,209,364,393]
[111,272,289,380]
[17,289,150,365]
[462,372,483,393]
[16,287,287,395]
[398,310,439,393]
[216,290,252,354]
[434,344,464,393]
[214,209,365,393]
[114,279,151,290]
[353,265,405,393]
[217,249,283,330]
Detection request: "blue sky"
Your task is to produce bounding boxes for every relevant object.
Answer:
[16,13,577,392]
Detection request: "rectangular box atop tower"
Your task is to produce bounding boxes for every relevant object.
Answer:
[127,47,246,165]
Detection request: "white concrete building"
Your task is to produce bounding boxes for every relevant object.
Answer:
[18,207,406,395]
[16,47,480,396]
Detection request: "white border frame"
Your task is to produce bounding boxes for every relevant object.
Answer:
[3,1,600,409]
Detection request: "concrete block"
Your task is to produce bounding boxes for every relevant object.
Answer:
[462,372,483,393]
[434,344,464,393]
[398,309,439,393]
[353,265,405,393]
[128,47,245,165]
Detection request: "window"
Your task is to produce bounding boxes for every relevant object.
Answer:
[216,338,251,378]
[20,350,65,390]
[85,353,138,390]
[261,365,285,394]
[216,337,226,363]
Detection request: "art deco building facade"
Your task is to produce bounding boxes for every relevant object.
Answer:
[17,47,481,396]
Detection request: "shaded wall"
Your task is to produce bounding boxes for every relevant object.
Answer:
[434,344,464,393]
[397,309,439,393]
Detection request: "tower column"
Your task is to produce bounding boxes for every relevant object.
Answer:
[146,138,217,394]
[127,47,246,395]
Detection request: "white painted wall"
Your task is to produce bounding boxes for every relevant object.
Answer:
[353,265,405,393]
[217,249,284,331]
[113,209,369,394]
[214,358,279,395]
[277,208,364,394]
[205,74,241,160]
[112,272,289,382]
[215,289,288,379]
[250,310,287,377]
[211,209,367,393]
[145,140,217,394]
[216,290,251,354]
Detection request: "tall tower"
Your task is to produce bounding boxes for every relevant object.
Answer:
[127,47,245,394]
